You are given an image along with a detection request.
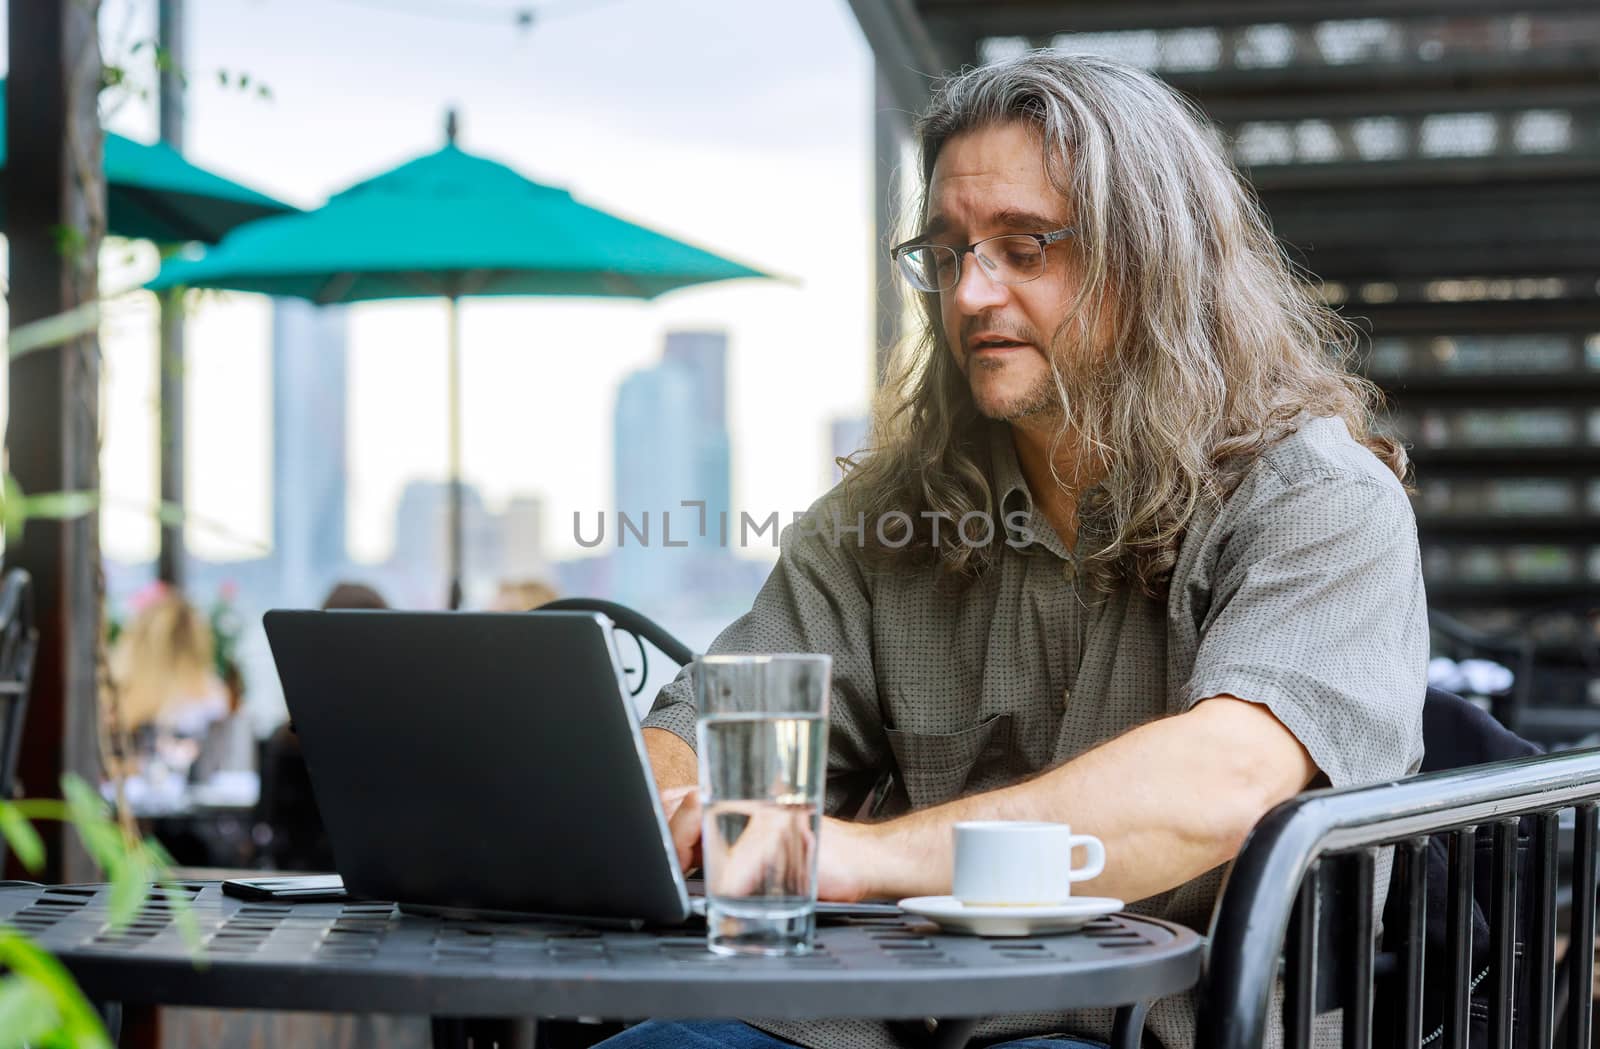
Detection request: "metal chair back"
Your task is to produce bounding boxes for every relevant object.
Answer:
[1198,730,1600,1048]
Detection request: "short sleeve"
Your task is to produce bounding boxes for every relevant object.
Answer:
[641,495,886,811]
[1183,469,1428,788]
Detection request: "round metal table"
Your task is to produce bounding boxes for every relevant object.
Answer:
[5,881,1203,1049]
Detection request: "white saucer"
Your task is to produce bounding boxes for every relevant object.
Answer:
[897,896,1124,937]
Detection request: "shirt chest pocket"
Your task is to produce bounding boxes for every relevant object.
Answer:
[882,713,1014,811]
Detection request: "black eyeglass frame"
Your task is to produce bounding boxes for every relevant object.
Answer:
[889,226,1078,292]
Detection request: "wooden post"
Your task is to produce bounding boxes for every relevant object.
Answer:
[156,0,187,588]
[4,0,105,883]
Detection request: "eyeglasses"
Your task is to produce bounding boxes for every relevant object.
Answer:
[891,227,1077,293]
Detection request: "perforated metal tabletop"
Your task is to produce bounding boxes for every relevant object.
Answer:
[5,881,1201,1034]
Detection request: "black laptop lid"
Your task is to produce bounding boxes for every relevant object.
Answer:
[263,609,691,925]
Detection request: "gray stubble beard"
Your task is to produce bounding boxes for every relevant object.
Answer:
[968,355,1063,422]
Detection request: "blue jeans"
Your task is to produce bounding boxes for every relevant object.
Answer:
[592,1019,1103,1048]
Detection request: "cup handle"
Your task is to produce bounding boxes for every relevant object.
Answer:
[1066,835,1106,883]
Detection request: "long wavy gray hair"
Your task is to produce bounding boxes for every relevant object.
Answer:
[839,52,1405,598]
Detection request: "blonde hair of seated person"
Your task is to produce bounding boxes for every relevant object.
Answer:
[110,591,224,732]
[490,579,557,612]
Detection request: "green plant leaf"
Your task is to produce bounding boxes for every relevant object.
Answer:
[0,929,112,1049]
[48,224,87,264]
[107,855,152,929]
[5,300,104,362]
[19,491,99,522]
[152,876,205,962]
[0,803,45,872]
[0,976,60,1049]
[2,474,27,545]
[61,775,124,876]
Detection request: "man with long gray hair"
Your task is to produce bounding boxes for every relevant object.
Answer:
[606,52,1426,1049]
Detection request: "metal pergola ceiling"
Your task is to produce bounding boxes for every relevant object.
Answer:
[849,0,1600,282]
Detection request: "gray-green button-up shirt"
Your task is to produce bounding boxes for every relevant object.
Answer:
[644,414,1428,1049]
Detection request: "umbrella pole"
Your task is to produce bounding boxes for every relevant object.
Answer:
[447,294,464,610]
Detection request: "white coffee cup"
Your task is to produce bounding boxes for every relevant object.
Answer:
[951,821,1106,907]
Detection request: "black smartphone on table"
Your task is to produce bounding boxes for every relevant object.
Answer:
[221,874,350,903]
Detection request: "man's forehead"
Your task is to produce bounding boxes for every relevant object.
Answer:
[930,123,1049,180]
[926,124,1066,235]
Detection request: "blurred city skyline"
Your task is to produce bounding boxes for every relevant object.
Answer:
[0,0,880,569]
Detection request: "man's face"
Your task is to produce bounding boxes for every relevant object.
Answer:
[926,122,1087,422]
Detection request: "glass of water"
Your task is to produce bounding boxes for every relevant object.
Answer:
[694,653,831,957]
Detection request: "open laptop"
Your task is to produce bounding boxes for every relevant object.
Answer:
[263,609,694,926]
[262,609,901,928]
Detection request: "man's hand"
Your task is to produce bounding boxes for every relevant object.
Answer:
[816,817,881,903]
[645,729,704,874]
[660,784,703,874]
[688,807,881,903]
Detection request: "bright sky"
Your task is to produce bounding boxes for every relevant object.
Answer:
[3,0,879,567]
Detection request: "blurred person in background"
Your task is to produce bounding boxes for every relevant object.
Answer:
[112,588,226,738]
[489,578,558,611]
[257,580,389,870]
[319,581,388,611]
[109,589,237,802]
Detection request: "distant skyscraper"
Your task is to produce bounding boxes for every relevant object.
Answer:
[613,361,700,606]
[389,479,499,606]
[596,328,773,628]
[663,331,727,428]
[271,299,349,606]
[662,330,732,539]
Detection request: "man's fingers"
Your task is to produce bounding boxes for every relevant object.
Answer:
[667,789,703,872]
[660,784,696,822]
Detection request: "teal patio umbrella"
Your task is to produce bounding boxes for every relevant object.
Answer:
[149,115,770,607]
[0,80,297,242]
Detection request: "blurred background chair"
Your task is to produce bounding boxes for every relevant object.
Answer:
[1432,603,1600,748]
[0,568,38,872]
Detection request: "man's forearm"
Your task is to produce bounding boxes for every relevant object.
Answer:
[643,727,699,792]
[844,697,1316,904]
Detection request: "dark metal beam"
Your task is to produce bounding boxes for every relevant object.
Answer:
[847,0,949,114]
[1247,156,1600,194]
[1417,517,1600,542]
[1422,581,1599,610]
[1376,375,1600,402]
[1162,51,1600,103]
[918,0,1600,37]
[5,0,105,883]
[1405,447,1600,473]
[1341,298,1600,333]
[1202,86,1600,125]
[1261,180,1600,280]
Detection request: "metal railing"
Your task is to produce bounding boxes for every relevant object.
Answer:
[1197,747,1600,1049]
